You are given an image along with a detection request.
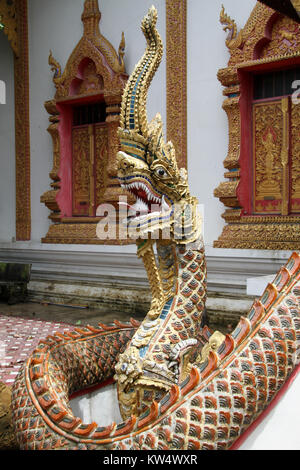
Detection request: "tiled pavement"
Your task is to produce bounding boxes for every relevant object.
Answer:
[0,301,145,387]
[0,315,75,385]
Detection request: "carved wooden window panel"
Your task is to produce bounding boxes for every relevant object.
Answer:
[252,68,300,216]
[72,115,108,218]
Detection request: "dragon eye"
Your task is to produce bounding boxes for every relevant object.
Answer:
[154,167,168,178]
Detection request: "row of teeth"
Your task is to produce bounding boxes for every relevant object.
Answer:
[121,181,161,205]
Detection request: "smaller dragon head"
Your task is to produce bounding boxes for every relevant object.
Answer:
[117,7,199,242]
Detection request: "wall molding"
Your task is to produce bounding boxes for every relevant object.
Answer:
[0,245,291,295]
[166,0,187,169]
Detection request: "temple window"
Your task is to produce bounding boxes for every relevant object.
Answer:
[214,4,300,249]
[252,67,300,217]
[41,0,129,244]
[253,68,300,99]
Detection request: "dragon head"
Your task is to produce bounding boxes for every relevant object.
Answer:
[117,7,199,242]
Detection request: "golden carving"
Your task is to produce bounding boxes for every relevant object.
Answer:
[71,124,109,216]
[166,0,187,169]
[261,15,300,58]
[214,180,239,208]
[13,0,31,240]
[196,330,225,364]
[95,126,108,206]
[227,3,276,67]
[72,127,90,216]
[40,190,60,213]
[41,222,132,245]
[253,101,282,205]
[220,5,243,50]
[48,51,62,86]
[281,96,290,215]
[214,223,300,250]
[252,97,292,217]
[79,61,104,95]
[291,102,300,207]
[49,1,126,101]
[41,101,61,221]
[222,97,241,170]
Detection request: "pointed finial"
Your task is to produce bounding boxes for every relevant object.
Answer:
[118,31,125,64]
[81,0,101,37]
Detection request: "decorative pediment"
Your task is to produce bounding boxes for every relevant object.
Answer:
[219,2,300,78]
[49,0,127,101]
[258,0,300,23]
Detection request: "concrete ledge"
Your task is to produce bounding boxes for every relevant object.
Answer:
[28,278,151,316]
[0,244,288,329]
[206,292,255,331]
[0,244,290,294]
[246,274,275,296]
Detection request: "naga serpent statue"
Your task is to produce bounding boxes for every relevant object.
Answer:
[11,7,300,450]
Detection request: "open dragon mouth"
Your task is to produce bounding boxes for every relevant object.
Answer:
[119,180,170,220]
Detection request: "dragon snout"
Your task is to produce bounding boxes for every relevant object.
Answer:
[116,151,149,176]
[116,151,135,173]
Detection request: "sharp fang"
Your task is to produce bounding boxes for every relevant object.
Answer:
[162,196,169,213]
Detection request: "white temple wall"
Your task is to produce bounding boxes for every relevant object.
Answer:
[0,31,15,242]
